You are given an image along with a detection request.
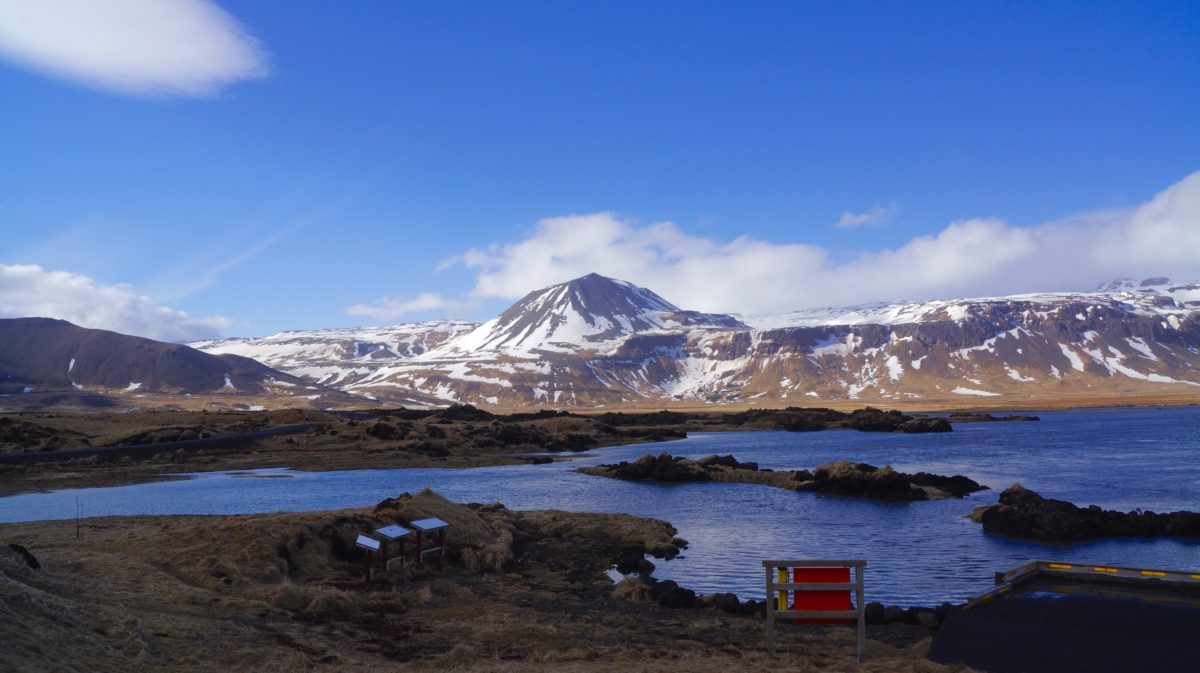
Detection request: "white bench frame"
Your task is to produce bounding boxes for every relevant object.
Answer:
[763,559,867,662]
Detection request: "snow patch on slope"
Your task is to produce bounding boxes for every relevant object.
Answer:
[951,386,1000,396]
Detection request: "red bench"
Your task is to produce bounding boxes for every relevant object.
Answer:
[765,559,867,662]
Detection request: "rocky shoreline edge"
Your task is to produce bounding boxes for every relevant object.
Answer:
[970,483,1200,540]
[609,570,959,630]
[1,404,965,496]
[577,452,989,501]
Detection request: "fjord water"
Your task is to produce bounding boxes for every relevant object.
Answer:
[2,406,1197,606]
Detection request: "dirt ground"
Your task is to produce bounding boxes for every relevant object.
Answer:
[0,492,975,673]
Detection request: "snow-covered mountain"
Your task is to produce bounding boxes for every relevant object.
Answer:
[439,273,746,356]
[189,321,476,406]
[190,275,1200,407]
[191,321,477,390]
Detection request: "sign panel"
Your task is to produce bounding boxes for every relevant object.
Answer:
[375,524,411,540]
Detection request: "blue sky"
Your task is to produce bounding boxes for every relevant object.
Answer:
[1,1,1198,340]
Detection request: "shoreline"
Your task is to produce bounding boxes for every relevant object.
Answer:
[0,400,1193,499]
[0,494,954,672]
[0,405,946,497]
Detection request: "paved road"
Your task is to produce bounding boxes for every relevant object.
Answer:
[0,423,320,465]
[929,586,1200,673]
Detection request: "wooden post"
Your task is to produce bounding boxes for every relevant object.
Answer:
[408,518,449,570]
[855,564,865,663]
[765,565,776,657]
[355,534,382,584]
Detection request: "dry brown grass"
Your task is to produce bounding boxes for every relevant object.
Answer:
[0,497,976,673]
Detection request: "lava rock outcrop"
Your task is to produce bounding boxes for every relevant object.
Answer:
[578,453,987,501]
[971,484,1200,540]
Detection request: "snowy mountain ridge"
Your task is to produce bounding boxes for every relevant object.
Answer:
[190,275,1200,407]
[740,278,1200,329]
[191,321,477,390]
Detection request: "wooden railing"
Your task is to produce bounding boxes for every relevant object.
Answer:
[763,559,867,662]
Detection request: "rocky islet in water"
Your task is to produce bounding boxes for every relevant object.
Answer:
[970,483,1200,541]
[577,452,988,501]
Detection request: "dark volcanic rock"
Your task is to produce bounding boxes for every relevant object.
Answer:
[365,421,411,440]
[593,406,953,434]
[614,547,656,574]
[848,407,952,433]
[909,471,989,498]
[901,417,953,433]
[848,407,909,432]
[435,404,495,422]
[503,409,572,422]
[8,543,40,569]
[491,423,551,446]
[696,454,757,470]
[778,415,828,432]
[580,453,987,501]
[810,461,987,501]
[709,592,741,613]
[0,417,91,453]
[974,484,1200,541]
[595,410,691,427]
[948,412,1040,422]
[811,461,921,500]
[591,453,711,482]
[650,579,698,608]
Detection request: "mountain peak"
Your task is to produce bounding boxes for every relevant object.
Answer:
[538,273,680,315]
[438,274,746,355]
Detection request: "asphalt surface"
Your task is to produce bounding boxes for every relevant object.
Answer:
[929,584,1200,673]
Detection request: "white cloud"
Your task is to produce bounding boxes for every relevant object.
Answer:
[836,203,896,228]
[0,0,267,97]
[346,293,460,322]
[0,264,230,341]
[439,171,1200,315]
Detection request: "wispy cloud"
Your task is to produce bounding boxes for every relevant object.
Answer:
[346,293,464,323]
[0,264,230,341]
[431,172,1200,315]
[148,221,301,303]
[147,196,359,303]
[835,203,896,229]
[0,0,267,97]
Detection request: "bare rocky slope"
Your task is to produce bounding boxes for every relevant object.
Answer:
[192,274,1200,408]
[0,317,363,407]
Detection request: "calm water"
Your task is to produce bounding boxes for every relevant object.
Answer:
[2,406,1197,606]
